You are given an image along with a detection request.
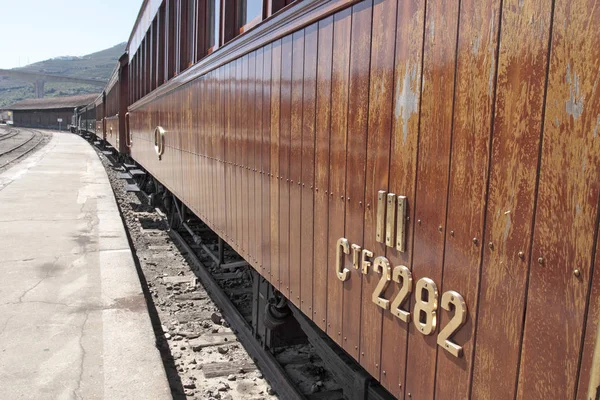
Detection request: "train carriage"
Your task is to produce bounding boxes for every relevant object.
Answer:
[93,93,105,140]
[104,54,130,153]
[81,0,600,398]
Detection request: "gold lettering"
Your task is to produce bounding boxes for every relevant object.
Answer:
[351,244,362,270]
[361,248,373,274]
[336,238,350,281]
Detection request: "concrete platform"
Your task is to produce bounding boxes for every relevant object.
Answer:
[0,132,171,399]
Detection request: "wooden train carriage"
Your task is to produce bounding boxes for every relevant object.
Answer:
[125,0,600,398]
[105,55,130,153]
[79,103,96,134]
[94,93,105,140]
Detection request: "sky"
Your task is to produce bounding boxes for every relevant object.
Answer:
[0,0,142,69]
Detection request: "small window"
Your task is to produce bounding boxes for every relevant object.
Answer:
[206,0,220,52]
[237,0,262,33]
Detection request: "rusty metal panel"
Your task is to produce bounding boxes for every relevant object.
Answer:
[261,45,272,282]
[517,0,600,397]
[270,39,282,291]
[403,1,460,398]
[341,0,372,361]
[312,16,334,331]
[326,8,351,346]
[289,30,304,308]
[470,0,553,398]
[300,22,318,317]
[432,0,501,398]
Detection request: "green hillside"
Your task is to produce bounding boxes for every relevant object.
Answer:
[0,43,125,108]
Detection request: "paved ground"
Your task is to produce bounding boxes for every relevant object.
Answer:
[0,131,171,399]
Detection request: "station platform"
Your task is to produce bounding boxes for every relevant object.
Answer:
[0,132,171,399]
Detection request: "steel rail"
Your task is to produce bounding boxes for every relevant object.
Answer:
[0,129,44,169]
[168,228,305,400]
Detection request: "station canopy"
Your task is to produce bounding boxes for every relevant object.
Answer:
[7,94,100,111]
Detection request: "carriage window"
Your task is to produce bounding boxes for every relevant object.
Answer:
[237,0,262,33]
[186,0,196,67]
[206,0,220,52]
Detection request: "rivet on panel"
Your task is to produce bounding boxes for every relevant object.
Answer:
[418,219,422,225]
[574,269,581,277]
[450,230,454,237]
[383,370,386,375]
[488,242,494,250]
[438,225,443,232]
[518,251,525,259]
[472,237,478,245]
[367,203,371,209]
[538,257,544,265]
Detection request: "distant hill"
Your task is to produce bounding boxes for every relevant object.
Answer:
[0,43,126,108]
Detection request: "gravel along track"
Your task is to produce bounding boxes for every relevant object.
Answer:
[95,150,279,400]
[0,127,51,172]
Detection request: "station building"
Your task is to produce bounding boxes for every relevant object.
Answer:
[7,94,99,130]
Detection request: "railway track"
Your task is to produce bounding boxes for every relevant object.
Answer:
[0,128,46,170]
[88,136,385,400]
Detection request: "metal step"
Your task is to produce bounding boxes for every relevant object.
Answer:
[102,151,113,155]
[117,172,133,179]
[125,183,140,192]
[94,141,101,145]
[129,169,146,176]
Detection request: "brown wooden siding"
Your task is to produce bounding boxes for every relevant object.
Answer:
[127,0,600,397]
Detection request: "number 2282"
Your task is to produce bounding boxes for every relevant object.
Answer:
[336,237,468,358]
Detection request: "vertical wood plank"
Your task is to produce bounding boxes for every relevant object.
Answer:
[248,51,257,268]
[270,40,282,290]
[341,0,373,361]
[241,54,249,257]
[280,35,293,298]
[376,0,423,395]
[313,17,334,330]
[470,0,553,398]
[255,50,264,273]
[262,45,273,282]
[404,1,460,398]
[517,0,600,397]
[300,22,318,317]
[577,225,600,399]
[359,0,400,379]
[289,29,305,307]
[433,0,501,397]
[225,62,233,245]
[326,8,352,346]
[235,57,242,250]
